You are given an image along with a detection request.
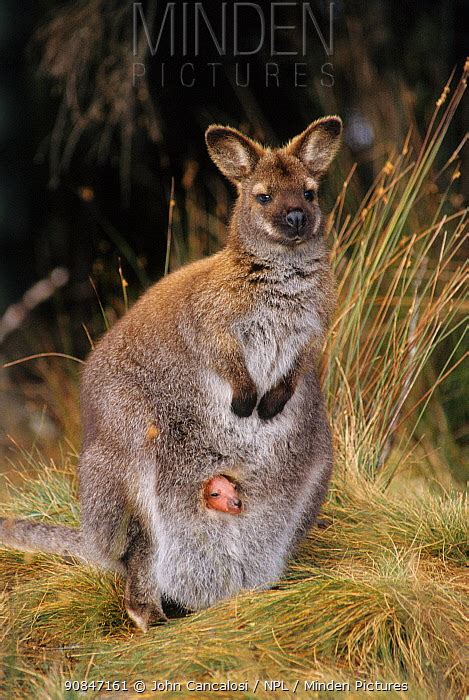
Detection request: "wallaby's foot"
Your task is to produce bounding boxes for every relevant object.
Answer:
[231,384,258,417]
[121,525,166,632]
[124,579,167,632]
[258,379,294,420]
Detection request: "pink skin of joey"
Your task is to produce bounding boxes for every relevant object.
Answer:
[203,475,242,515]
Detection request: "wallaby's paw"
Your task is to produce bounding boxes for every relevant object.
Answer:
[231,388,258,417]
[258,382,294,420]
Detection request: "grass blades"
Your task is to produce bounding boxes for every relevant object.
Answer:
[324,66,468,482]
[0,459,467,698]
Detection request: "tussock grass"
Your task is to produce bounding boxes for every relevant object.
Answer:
[1,69,468,698]
[325,67,468,484]
[0,463,467,698]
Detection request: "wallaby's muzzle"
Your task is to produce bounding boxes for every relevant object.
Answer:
[286,208,306,230]
[228,498,242,513]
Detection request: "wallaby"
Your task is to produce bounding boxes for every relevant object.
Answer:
[203,475,243,514]
[0,117,341,631]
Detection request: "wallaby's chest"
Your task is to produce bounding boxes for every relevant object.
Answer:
[233,285,321,391]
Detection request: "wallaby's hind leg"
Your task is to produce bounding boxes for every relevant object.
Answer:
[122,523,166,632]
[78,444,138,571]
[292,456,333,551]
[80,445,165,629]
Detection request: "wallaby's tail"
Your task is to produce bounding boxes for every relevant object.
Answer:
[0,517,89,563]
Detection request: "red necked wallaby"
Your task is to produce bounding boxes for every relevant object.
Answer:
[0,116,342,631]
[203,475,243,515]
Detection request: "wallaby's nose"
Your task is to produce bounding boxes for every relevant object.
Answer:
[228,498,242,511]
[286,208,306,229]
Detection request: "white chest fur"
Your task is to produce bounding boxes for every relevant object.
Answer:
[234,283,322,394]
[201,271,323,453]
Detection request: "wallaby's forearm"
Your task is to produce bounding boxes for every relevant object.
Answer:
[258,340,318,420]
[206,331,258,417]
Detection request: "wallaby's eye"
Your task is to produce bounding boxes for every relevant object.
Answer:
[256,194,272,204]
[303,190,316,202]
[209,492,219,498]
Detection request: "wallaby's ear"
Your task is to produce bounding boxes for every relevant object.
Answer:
[286,116,342,178]
[205,125,263,184]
